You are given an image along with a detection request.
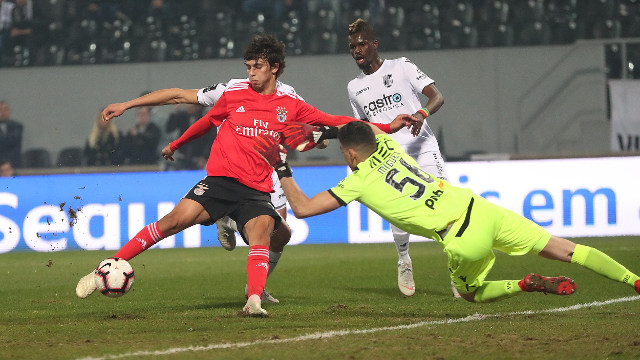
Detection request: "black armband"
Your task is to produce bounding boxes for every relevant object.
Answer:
[318,126,339,141]
[275,162,293,178]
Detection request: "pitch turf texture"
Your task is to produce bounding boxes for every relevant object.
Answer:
[2,237,640,360]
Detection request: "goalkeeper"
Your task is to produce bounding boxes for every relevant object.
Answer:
[253,121,640,302]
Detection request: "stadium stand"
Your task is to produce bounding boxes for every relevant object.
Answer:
[0,0,638,74]
[2,0,639,174]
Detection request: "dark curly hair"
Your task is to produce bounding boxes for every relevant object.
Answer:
[244,33,286,79]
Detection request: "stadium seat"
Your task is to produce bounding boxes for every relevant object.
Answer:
[380,28,408,52]
[406,1,440,28]
[546,0,578,20]
[306,30,338,55]
[38,21,67,66]
[479,22,514,47]
[583,0,617,24]
[197,8,234,59]
[279,10,303,56]
[618,0,640,37]
[408,25,441,50]
[475,0,510,25]
[550,18,584,44]
[605,43,622,79]
[22,148,52,168]
[167,15,199,61]
[56,147,84,167]
[381,6,406,29]
[628,44,640,79]
[9,45,31,67]
[591,18,622,39]
[443,24,479,49]
[511,0,545,23]
[309,8,338,32]
[516,20,552,46]
[450,0,474,26]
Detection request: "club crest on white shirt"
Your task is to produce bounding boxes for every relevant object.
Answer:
[383,74,393,88]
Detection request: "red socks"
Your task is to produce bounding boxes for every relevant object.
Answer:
[246,245,270,298]
[114,222,164,261]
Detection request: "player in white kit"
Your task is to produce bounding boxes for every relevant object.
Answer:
[346,18,459,297]
[101,81,300,303]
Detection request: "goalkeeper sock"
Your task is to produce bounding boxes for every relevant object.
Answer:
[391,225,410,260]
[268,250,282,277]
[247,245,270,298]
[473,280,523,303]
[114,222,164,261]
[571,244,640,287]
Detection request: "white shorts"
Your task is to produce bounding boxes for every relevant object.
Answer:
[413,150,449,181]
[270,170,287,210]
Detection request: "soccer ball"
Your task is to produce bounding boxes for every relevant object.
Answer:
[93,257,135,297]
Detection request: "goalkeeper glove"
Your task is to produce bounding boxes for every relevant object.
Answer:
[252,134,292,178]
[283,123,338,152]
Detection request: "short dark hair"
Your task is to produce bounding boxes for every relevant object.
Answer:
[244,33,286,78]
[348,18,376,39]
[338,121,377,154]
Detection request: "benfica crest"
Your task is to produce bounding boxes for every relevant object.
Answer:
[276,106,288,122]
[193,182,209,196]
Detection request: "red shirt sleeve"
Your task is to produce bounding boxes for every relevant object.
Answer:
[170,94,228,151]
[294,100,392,133]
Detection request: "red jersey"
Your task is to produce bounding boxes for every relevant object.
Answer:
[170,79,358,193]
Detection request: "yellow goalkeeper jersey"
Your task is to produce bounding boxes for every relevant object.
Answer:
[328,134,473,239]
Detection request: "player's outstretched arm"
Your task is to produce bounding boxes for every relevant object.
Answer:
[280,178,341,218]
[284,114,418,152]
[102,88,199,122]
[388,114,420,133]
[253,134,341,218]
[161,144,175,161]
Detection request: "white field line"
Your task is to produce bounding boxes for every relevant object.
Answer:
[77,295,640,360]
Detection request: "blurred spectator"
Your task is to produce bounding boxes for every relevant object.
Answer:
[0,159,14,177]
[123,106,161,165]
[8,0,42,65]
[134,0,174,62]
[346,0,385,25]
[0,100,23,168]
[0,0,14,62]
[241,0,302,22]
[84,108,122,166]
[138,90,167,134]
[143,0,174,35]
[165,104,215,170]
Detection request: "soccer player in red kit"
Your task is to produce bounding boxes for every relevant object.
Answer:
[76,33,417,316]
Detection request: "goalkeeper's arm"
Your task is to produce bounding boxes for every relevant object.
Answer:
[279,177,341,219]
[252,134,341,218]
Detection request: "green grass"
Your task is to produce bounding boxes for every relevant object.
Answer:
[1,237,640,360]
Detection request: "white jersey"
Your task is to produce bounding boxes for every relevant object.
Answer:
[347,57,440,159]
[196,80,303,106]
[195,79,301,210]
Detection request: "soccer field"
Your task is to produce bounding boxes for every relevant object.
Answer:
[1,237,639,360]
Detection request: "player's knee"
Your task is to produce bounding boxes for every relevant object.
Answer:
[539,235,576,263]
[270,220,291,252]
